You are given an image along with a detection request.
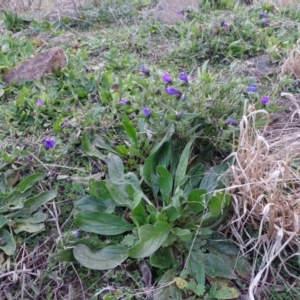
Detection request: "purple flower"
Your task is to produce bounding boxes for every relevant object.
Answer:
[66,105,71,111]
[43,137,55,149]
[162,72,172,83]
[72,230,80,238]
[35,99,44,106]
[188,75,194,81]
[261,96,269,105]
[261,12,268,18]
[164,86,182,97]
[117,98,130,105]
[177,10,183,15]
[246,84,257,92]
[142,106,151,117]
[263,19,270,25]
[178,72,188,82]
[227,116,238,126]
[176,110,185,118]
[221,21,228,28]
[141,64,150,75]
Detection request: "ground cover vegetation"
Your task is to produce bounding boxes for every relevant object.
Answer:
[1,0,300,299]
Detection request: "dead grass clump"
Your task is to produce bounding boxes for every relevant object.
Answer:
[227,104,300,298]
[274,0,296,8]
[281,48,300,80]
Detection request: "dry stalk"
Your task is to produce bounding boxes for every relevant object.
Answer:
[227,104,300,298]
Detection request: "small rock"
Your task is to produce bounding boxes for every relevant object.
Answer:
[2,47,66,83]
[153,0,200,25]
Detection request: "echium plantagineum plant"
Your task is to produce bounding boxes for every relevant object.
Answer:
[56,124,250,297]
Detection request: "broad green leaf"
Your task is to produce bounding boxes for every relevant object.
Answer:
[75,195,112,212]
[54,249,76,262]
[150,247,174,268]
[53,116,63,133]
[0,228,16,255]
[174,138,194,189]
[163,205,182,222]
[73,244,128,270]
[122,117,138,147]
[0,172,7,192]
[131,202,147,227]
[187,189,208,213]
[8,190,57,218]
[129,222,171,258]
[204,235,252,280]
[107,153,125,184]
[153,269,182,300]
[200,160,231,192]
[143,124,175,190]
[207,277,240,299]
[14,216,45,234]
[191,251,236,279]
[187,281,205,297]
[81,132,106,160]
[0,216,7,228]
[92,135,117,154]
[171,228,192,242]
[75,211,133,235]
[16,173,44,192]
[184,163,204,191]
[106,180,133,208]
[208,195,222,217]
[156,166,173,204]
[89,180,115,207]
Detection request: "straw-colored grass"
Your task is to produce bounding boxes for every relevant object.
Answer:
[282,48,300,80]
[227,100,300,298]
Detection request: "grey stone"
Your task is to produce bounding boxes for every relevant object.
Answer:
[153,0,200,25]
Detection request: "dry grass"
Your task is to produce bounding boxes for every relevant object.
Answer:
[226,100,300,298]
[282,48,300,80]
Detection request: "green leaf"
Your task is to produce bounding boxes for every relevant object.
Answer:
[81,132,106,160]
[0,172,7,192]
[92,135,117,154]
[200,161,231,192]
[0,216,7,228]
[8,190,57,218]
[187,281,205,297]
[204,235,252,280]
[107,153,125,184]
[143,124,174,191]
[187,189,209,213]
[153,269,182,300]
[129,221,171,258]
[208,195,223,217]
[191,251,236,279]
[164,205,182,222]
[174,138,194,189]
[75,195,112,213]
[73,244,128,270]
[74,211,134,235]
[122,116,138,147]
[54,249,76,262]
[0,228,16,255]
[150,247,174,269]
[53,116,63,133]
[14,219,44,234]
[106,180,133,208]
[171,228,192,242]
[16,173,44,192]
[207,277,240,299]
[156,166,173,204]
